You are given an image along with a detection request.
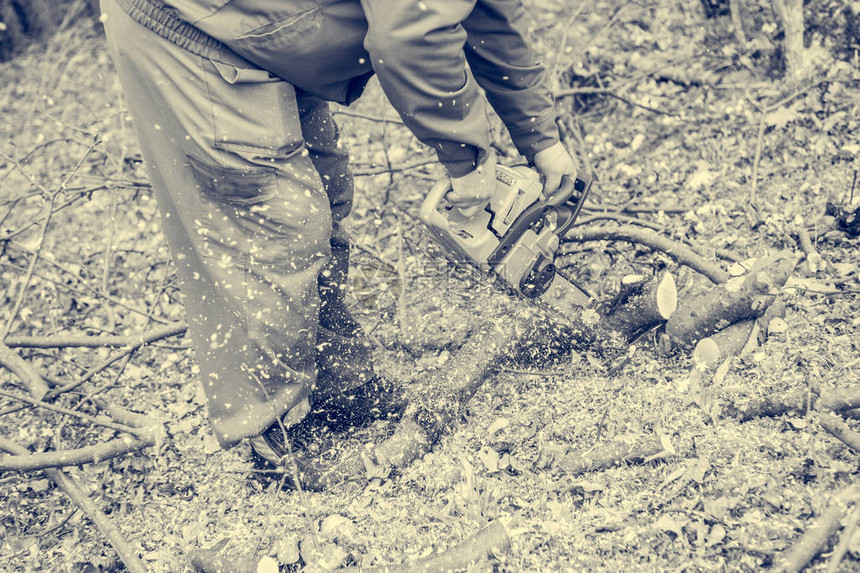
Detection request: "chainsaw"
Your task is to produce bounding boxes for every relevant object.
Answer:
[420,163,593,312]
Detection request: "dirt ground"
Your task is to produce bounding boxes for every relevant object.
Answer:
[1,1,859,571]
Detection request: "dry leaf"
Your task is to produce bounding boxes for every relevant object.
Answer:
[653,514,684,538]
[257,556,278,573]
[488,418,510,435]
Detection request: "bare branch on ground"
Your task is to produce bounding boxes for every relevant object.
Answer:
[0,437,148,573]
[0,435,154,472]
[5,321,188,348]
[775,484,860,573]
[563,224,731,284]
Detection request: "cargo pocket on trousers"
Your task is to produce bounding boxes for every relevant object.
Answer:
[187,153,310,265]
[203,58,304,159]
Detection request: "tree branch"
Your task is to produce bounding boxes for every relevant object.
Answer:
[5,321,188,349]
[0,388,148,438]
[0,437,148,573]
[775,484,860,573]
[0,341,50,398]
[563,225,730,284]
[0,434,153,472]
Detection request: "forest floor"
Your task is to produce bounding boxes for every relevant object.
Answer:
[1,1,859,571]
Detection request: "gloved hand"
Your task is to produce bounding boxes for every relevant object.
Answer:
[447,154,496,218]
[532,141,577,197]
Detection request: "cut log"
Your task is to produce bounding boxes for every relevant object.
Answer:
[297,302,546,490]
[665,252,796,350]
[692,299,787,367]
[693,319,755,367]
[599,273,677,341]
[533,271,678,359]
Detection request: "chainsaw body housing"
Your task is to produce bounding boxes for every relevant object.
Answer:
[421,164,590,299]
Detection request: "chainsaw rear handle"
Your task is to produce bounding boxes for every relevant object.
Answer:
[555,174,593,236]
[420,176,454,231]
[544,174,577,207]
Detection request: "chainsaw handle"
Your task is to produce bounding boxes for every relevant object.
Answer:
[545,174,577,207]
[420,177,453,231]
[555,174,593,236]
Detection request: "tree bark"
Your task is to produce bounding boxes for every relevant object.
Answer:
[664,251,795,350]
[721,384,860,422]
[772,0,807,83]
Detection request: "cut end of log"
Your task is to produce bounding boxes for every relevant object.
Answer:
[656,272,677,320]
[693,338,721,367]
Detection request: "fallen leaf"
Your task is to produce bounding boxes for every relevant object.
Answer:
[706,524,726,547]
[488,418,510,435]
[570,480,604,493]
[686,457,710,484]
[659,433,677,455]
[257,556,278,573]
[202,433,220,455]
[653,514,685,538]
[768,318,788,335]
[274,536,300,565]
[320,515,358,544]
[765,106,798,128]
[478,447,501,473]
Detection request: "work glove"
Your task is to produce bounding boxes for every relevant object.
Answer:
[532,141,577,197]
[447,154,497,218]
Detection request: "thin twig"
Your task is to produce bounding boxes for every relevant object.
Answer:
[1,140,99,338]
[749,107,767,204]
[331,109,405,125]
[0,255,170,324]
[605,91,677,117]
[550,2,589,90]
[5,322,188,348]
[749,82,823,204]
[352,159,438,177]
[42,322,188,400]
[0,437,147,573]
[849,170,857,204]
[100,188,121,331]
[576,213,663,231]
[0,389,146,437]
[2,186,98,243]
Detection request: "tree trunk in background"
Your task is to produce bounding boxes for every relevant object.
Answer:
[0,0,97,62]
[772,0,808,83]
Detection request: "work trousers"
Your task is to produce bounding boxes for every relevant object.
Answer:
[102,0,374,447]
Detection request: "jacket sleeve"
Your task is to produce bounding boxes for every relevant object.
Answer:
[463,1,559,161]
[361,0,558,177]
[360,0,488,177]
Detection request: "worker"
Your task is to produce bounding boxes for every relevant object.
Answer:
[100,0,576,487]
